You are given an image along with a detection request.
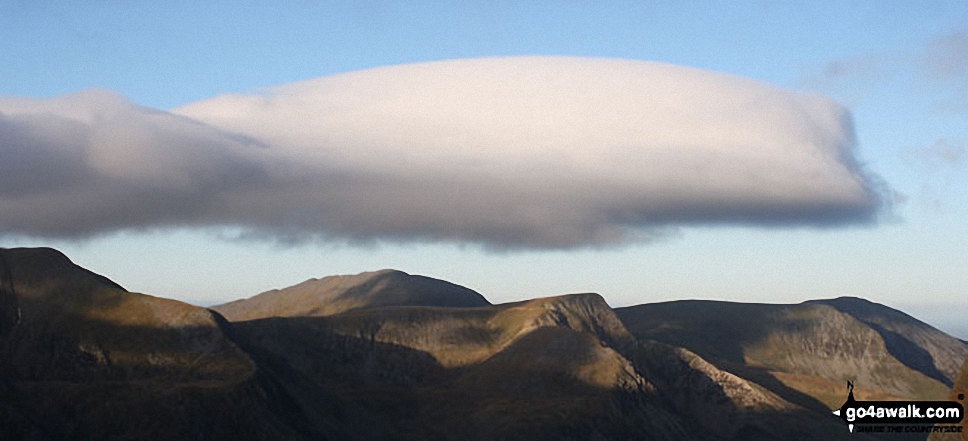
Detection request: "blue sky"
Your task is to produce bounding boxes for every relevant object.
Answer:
[1,1,966,338]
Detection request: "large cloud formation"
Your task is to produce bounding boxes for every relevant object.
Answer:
[0,57,885,248]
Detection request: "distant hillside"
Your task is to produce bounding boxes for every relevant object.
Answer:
[214,269,491,321]
[615,299,965,411]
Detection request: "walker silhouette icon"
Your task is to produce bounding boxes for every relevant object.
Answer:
[832,381,857,433]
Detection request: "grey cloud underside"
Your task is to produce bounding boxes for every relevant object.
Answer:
[926,30,968,78]
[0,57,888,249]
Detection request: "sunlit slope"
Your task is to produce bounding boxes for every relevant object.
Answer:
[616,299,961,409]
[214,269,491,320]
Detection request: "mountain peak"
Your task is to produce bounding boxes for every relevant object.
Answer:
[1,246,70,260]
[1,246,80,280]
[214,269,491,321]
[0,247,126,298]
[0,246,254,383]
[514,293,632,345]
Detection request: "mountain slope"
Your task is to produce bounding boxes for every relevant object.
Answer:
[628,340,857,440]
[0,247,253,382]
[1,247,914,440]
[615,299,963,410]
[0,247,331,440]
[810,297,968,387]
[230,291,870,440]
[228,293,696,440]
[214,269,491,321]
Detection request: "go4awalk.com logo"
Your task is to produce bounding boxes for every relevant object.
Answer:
[832,381,964,435]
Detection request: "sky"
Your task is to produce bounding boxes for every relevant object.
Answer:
[1,1,966,338]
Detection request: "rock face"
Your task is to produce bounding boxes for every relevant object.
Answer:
[214,269,491,320]
[616,299,966,411]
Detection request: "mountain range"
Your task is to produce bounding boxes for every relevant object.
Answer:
[1,246,965,440]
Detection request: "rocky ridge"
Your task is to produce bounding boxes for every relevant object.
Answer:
[3,247,951,440]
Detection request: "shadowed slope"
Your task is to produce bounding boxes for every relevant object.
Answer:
[214,269,491,321]
[0,247,331,441]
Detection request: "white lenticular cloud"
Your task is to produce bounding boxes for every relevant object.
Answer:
[0,57,885,248]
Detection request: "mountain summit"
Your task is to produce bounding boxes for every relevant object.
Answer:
[213,269,491,321]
